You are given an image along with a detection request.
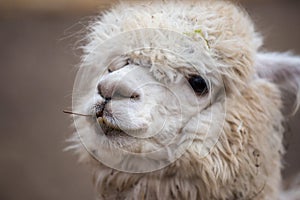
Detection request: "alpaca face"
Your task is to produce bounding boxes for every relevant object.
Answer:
[95,63,205,141]
[74,49,226,172]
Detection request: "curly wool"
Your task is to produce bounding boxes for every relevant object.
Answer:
[82,1,262,93]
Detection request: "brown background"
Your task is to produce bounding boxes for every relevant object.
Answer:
[0,1,300,200]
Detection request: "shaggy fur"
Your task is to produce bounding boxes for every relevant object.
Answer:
[68,1,300,199]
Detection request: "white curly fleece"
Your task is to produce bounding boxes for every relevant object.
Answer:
[68,1,300,199]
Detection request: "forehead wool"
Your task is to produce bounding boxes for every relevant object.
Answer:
[81,1,262,93]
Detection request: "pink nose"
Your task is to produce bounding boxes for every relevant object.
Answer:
[97,77,140,100]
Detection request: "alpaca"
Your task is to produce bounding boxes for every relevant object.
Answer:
[67,1,300,199]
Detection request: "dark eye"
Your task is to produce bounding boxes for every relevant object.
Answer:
[188,74,208,95]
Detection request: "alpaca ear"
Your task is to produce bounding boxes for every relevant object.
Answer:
[255,52,300,115]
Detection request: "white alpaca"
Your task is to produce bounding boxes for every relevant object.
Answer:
[67,1,300,199]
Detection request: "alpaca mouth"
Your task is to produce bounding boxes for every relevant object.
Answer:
[94,104,126,137]
[97,116,128,137]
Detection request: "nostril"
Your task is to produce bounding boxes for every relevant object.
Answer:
[105,97,111,102]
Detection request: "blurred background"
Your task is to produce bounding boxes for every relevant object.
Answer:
[0,0,300,199]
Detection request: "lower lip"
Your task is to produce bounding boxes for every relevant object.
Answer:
[97,117,127,137]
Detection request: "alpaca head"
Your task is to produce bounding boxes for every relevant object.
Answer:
[69,1,300,199]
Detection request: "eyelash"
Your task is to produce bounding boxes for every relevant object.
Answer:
[107,57,130,73]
